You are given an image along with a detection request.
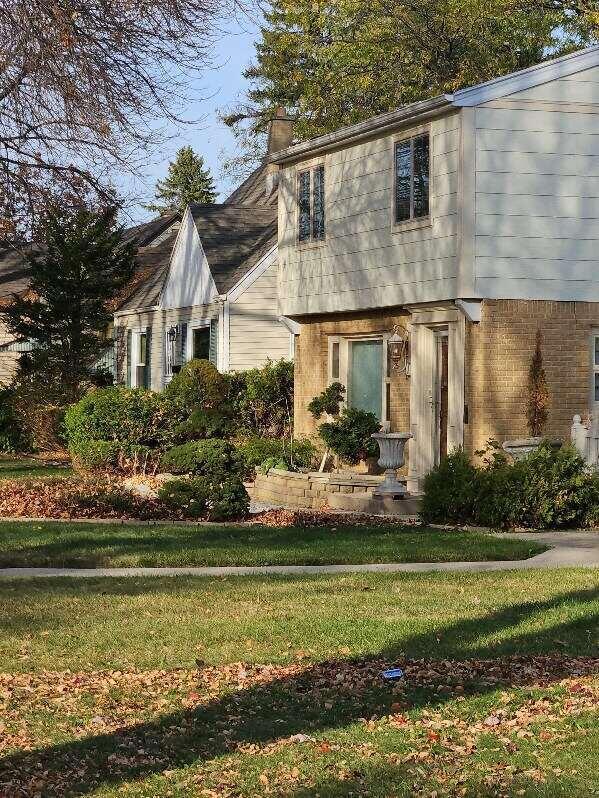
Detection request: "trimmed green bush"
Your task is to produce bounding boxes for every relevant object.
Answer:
[421,441,599,530]
[158,478,210,519]
[158,475,249,521]
[228,360,293,437]
[165,359,228,410]
[307,382,345,420]
[161,439,245,480]
[64,387,173,470]
[319,408,381,465]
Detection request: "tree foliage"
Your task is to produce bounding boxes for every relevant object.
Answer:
[0,0,233,235]
[1,208,137,402]
[146,146,217,213]
[225,0,599,167]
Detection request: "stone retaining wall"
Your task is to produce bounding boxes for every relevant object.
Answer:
[251,469,386,510]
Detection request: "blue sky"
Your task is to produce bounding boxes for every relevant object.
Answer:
[123,13,260,223]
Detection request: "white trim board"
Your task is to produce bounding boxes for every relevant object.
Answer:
[227,244,278,301]
[452,45,599,107]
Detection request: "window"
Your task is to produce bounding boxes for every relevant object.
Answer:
[394,133,430,224]
[593,334,599,403]
[129,328,151,388]
[298,164,325,243]
[328,335,391,423]
[192,327,210,360]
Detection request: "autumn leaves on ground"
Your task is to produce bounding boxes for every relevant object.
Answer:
[0,570,598,797]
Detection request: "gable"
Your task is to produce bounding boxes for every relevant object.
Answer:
[159,208,218,309]
[502,63,599,104]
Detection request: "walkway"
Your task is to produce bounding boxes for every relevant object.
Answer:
[0,532,597,580]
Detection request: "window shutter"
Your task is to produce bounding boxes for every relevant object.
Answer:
[180,323,188,363]
[126,329,132,387]
[144,327,152,389]
[209,318,219,367]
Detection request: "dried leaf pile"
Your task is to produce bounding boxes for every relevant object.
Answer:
[1,655,597,797]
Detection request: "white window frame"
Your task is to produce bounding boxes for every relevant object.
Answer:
[327,334,390,424]
[296,160,326,247]
[187,319,211,362]
[392,125,432,233]
[130,328,148,388]
[591,331,599,408]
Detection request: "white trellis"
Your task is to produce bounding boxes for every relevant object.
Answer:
[571,414,599,468]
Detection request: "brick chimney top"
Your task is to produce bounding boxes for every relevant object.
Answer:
[267,107,294,155]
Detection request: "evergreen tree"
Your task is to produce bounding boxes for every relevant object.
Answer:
[1,208,137,403]
[527,329,550,437]
[224,0,598,165]
[146,146,217,213]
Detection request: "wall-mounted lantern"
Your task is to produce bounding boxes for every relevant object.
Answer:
[388,324,410,375]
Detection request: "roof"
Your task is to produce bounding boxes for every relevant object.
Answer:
[224,162,277,207]
[0,245,33,303]
[269,44,599,165]
[121,212,180,246]
[117,203,277,312]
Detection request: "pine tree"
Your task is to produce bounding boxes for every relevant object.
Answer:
[146,146,217,213]
[527,329,550,438]
[1,208,137,403]
[223,0,598,167]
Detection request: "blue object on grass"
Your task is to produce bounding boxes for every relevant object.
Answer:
[381,668,404,681]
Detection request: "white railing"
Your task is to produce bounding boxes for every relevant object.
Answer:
[571,414,599,467]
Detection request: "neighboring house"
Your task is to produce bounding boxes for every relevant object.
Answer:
[269,45,599,491]
[0,111,295,390]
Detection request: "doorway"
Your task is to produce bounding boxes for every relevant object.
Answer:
[434,331,449,463]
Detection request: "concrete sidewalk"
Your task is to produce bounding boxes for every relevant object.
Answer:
[0,532,597,580]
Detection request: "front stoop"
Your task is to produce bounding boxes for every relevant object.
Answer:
[327,491,421,517]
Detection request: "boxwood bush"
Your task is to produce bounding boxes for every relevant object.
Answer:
[158,476,249,521]
[236,435,317,476]
[421,441,599,530]
[161,439,245,480]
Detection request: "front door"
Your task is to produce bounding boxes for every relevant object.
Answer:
[435,332,449,463]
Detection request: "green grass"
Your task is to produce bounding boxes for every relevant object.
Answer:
[0,455,72,481]
[0,520,546,568]
[0,570,597,796]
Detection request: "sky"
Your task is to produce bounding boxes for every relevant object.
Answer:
[122,12,261,224]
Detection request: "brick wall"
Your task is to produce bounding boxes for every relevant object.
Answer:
[465,299,599,456]
[293,309,411,440]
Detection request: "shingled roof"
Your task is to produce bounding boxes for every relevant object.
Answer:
[116,203,277,311]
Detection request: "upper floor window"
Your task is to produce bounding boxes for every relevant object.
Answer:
[298,164,325,243]
[394,133,430,224]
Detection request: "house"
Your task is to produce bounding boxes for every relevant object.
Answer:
[268,45,599,492]
[0,111,295,389]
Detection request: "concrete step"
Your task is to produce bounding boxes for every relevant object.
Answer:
[327,491,421,517]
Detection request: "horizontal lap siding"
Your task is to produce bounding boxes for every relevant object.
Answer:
[474,68,599,301]
[278,113,461,316]
[228,262,290,371]
[0,321,18,386]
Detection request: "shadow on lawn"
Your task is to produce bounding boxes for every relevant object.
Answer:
[0,587,597,795]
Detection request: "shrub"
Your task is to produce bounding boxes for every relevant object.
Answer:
[64,387,173,471]
[165,359,228,410]
[0,389,29,453]
[307,382,345,420]
[318,408,381,465]
[420,448,480,525]
[421,441,599,530]
[161,439,245,480]
[158,477,210,519]
[228,360,293,437]
[236,435,317,476]
[158,475,249,521]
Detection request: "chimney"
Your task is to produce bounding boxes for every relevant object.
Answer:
[267,107,294,156]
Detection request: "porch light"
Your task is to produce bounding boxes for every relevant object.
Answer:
[388,324,410,375]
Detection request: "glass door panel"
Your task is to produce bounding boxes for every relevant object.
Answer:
[350,340,383,419]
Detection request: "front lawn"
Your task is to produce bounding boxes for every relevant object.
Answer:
[0,455,72,481]
[0,520,546,567]
[0,570,597,796]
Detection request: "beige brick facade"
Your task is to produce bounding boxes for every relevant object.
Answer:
[294,300,599,465]
[294,309,412,441]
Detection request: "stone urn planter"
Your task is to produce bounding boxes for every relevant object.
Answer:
[502,437,561,461]
[371,432,412,497]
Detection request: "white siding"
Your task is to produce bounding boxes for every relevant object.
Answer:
[229,260,291,371]
[473,74,599,301]
[0,320,18,386]
[278,113,462,316]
